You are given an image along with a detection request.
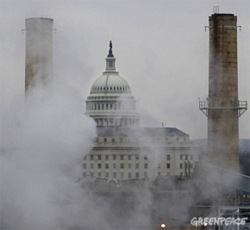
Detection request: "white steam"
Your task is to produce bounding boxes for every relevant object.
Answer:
[0,80,105,229]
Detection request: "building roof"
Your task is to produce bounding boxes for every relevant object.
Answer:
[97,127,189,137]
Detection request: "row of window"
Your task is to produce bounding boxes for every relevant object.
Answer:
[95,137,187,143]
[83,163,193,169]
[83,162,191,170]
[85,155,147,161]
[180,155,193,160]
[94,118,138,127]
[87,102,135,111]
[83,171,193,178]
[157,163,193,169]
[96,137,140,143]
[92,86,129,92]
[83,163,148,169]
[83,171,147,179]
[85,154,193,161]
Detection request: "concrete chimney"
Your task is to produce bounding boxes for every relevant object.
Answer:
[25,17,53,93]
[200,13,247,172]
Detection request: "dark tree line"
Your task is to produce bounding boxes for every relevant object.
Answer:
[240,152,250,176]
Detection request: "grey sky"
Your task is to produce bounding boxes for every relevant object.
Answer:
[1,0,249,139]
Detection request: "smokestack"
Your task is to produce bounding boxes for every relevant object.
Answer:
[25,17,53,93]
[200,12,247,172]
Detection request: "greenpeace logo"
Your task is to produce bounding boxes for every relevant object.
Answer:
[190,217,248,226]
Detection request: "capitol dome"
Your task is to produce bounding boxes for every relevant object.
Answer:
[85,41,140,128]
[90,74,131,95]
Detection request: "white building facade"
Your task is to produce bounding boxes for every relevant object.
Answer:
[83,42,199,181]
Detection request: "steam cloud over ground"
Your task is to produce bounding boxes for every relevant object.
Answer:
[0,80,108,229]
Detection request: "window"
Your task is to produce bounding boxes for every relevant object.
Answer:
[136,163,139,169]
[128,155,131,160]
[91,163,94,169]
[136,172,139,178]
[158,172,161,176]
[98,155,101,160]
[167,155,170,160]
[166,163,170,169]
[112,138,115,143]
[104,138,107,142]
[90,155,94,160]
[98,172,101,177]
[83,163,86,169]
[180,163,183,169]
[106,164,109,169]
[190,155,193,160]
[121,163,124,169]
[144,172,148,178]
[113,172,116,178]
[128,172,131,178]
[128,163,131,169]
[90,172,94,177]
[113,155,116,160]
[110,104,113,109]
[98,164,101,169]
[185,155,188,160]
[144,163,148,169]
[113,163,116,169]
[144,156,148,160]
[180,155,183,160]
[135,155,139,160]
[158,164,161,169]
[190,164,193,168]
[106,155,109,160]
[106,104,108,110]
[120,155,124,160]
[106,172,109,178]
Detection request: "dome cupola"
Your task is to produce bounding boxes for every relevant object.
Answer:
[90,41,131,95]
[85,41,140,128]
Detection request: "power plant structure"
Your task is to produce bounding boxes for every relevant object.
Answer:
[25,17,53,93]
[20,11,250,230]
[199,12,247,172]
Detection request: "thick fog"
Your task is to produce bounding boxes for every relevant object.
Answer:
[0,80,101,229]
[1,0,249,139]
[0,1,249,229]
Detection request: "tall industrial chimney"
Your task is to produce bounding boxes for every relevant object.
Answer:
[25,17,53,93]
[199,12,247,172]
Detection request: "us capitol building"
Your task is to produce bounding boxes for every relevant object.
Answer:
[82,42,200,182]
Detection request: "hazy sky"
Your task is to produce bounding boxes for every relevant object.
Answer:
[1,0,249,139]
